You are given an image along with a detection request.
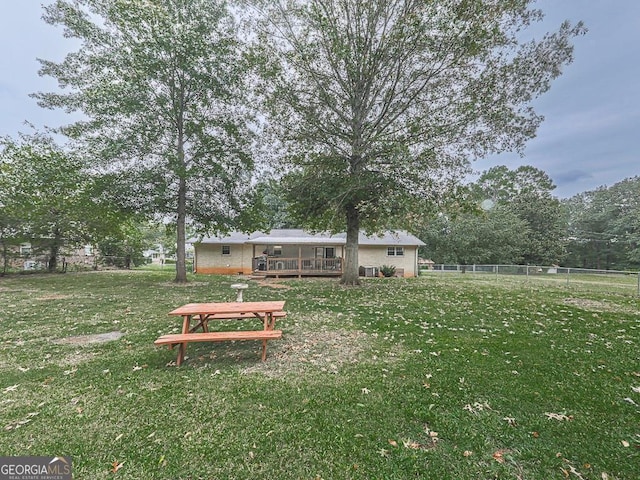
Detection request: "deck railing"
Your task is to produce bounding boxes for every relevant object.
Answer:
[253,257,342,275]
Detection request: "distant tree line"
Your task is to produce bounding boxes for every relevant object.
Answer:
[563,177,640,270]
[416,166,640,271]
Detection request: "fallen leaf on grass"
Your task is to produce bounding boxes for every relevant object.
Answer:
[621,440,630,447]
[566,464,585,479]
[631,386,640,393]
[545,412,573,421]
[388,439,398,447]
[3,384,19,393]
[492,449,510,464]
[464,401,493,414]
[503,417,517,427]
[463,450,473,457]
[111,460,124,473]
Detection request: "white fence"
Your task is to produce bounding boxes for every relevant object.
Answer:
[421,264,640,295]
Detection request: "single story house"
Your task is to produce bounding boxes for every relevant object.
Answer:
[193,229,425,278]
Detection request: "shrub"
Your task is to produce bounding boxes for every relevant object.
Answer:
[380,265,396,277]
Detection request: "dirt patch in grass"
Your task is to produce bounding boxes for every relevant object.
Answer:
[256,280,292,290]
[52,331,124,345]
[242,312,380,379]
[37,294,75,301]
[561,297,637,313]
[158,281,209,288]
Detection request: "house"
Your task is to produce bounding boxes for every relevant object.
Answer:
[7,242,97,271]
[193,229,425,278]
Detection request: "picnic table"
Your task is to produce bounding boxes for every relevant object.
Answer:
[154,301,285,366]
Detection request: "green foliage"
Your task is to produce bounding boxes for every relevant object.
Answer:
[34,0,257,282]
[96,219,147,268]
[0,134,129,272]
[421,205,530,265]
[564,176,640,270]
[254,179,298,230]
[379,264,396,277]
[255,0,585,283]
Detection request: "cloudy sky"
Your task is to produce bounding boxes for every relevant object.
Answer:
[1,1,638,198]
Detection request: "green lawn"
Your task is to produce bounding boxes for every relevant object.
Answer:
[0,272,638,479]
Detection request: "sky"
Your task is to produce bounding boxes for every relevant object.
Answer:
[0,1,638,199]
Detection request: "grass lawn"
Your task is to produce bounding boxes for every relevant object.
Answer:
[0,271,638,479]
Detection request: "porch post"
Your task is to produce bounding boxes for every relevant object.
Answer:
[298,246,302,278]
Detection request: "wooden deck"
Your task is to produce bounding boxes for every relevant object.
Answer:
[253,257,342,277]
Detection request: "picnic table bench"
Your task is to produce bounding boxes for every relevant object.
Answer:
[154,301,285,366]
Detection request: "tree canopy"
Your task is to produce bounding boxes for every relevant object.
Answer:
[564,177,640,270]
[0,134,128,272]
[34,0,258,282]
[251,0,585,284]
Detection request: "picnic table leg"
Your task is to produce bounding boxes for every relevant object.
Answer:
[178,315,191,366]
[261,339,267,362]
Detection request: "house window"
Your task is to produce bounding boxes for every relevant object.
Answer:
[325,247,335,258]
[222,245,231,255]
[273,245,282,256]
[387,246,404,257]
[20,243,31,256]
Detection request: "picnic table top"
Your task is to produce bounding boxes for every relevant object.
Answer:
[168,301,286,316]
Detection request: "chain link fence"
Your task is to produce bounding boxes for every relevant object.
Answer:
[421,264,640,295]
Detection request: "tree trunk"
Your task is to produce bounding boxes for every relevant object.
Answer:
[341,203,360,286]
[48,245,58,273]
[1,240,7,276]
[174,125,188,283]
[48,229,61,273]
[175,175,188,283]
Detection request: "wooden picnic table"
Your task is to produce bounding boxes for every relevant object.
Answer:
[155,301,286,366]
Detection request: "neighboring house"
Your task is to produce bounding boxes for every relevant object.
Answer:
[9,242,97,271]
[143,245,167,265]
[193,229,425,278]
[143,243,193,265]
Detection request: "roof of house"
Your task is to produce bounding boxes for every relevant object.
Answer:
[196,229,425,246]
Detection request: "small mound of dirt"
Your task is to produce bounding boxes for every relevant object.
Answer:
[37,294,75,301]
[53,331,124,345]
[256,280,292,290]
[158,281,209,287]
[563,298,609,310]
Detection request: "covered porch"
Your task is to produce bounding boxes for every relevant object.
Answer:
[249,240,344,277]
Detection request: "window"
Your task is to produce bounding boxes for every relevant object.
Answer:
[222,245,231,255]
[20,243,31,256]
[325,247,335,258]
[273,245,282,256]
[387,246,404,257]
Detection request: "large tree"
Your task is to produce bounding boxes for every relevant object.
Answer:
[252,0,584,284]
[475,165,567,265]
[420,206,530,266]
[0,134,125,272]
[34,0,256,282]
[564,177,640,270]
